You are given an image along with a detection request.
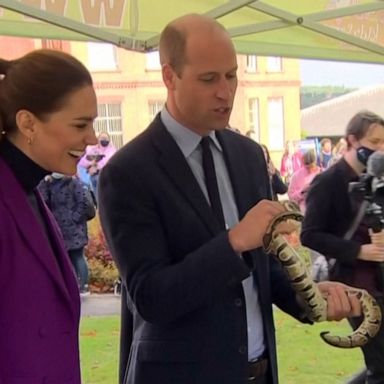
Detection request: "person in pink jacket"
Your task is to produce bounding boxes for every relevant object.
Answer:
[280,139,303,184]
[287,149,321,213]
[79,131,116,202]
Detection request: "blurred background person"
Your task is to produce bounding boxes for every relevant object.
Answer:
[79,131,116,203]
[227,124,241,134]
[280,139,303,184]
[287,148,321,213]
[0,49,97,383]
[245,129,258,141]
[261,143,288,201]
[39,172,96,295]
[318,137,333,169]
[328,137,348,168]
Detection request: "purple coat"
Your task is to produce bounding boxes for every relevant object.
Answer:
[0,158,81,384]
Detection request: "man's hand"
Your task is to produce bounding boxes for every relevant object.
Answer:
[317,281,361,321]
[228,199,296,253]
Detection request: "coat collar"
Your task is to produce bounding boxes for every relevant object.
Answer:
[149,116,253,234]
[150,118,219,234]
[0,138,48,192]
[215,130,255,219]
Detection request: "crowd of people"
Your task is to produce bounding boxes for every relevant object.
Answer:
[0,12,382,384]
[245,135,348,211]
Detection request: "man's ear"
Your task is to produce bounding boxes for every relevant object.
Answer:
[15,110,37,143]
[162,64,177,91]
[347,134,358,148]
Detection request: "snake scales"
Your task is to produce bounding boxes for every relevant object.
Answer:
[262,201,382,348]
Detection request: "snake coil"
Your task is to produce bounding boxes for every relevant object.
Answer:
[262,201,382,348]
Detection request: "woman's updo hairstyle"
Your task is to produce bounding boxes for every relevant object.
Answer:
[0,49,93,140]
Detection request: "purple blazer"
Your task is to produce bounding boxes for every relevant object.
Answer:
[0,158,81,384]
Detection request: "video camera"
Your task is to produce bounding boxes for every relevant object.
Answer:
[348,151,384,232]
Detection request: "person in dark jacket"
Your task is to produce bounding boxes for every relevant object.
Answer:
[39,173,95,295]
[301,110,384,384]
[261,144,287,201]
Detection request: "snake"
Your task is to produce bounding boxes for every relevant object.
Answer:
[262,201,382,348]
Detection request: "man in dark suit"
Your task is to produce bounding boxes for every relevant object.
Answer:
[99,14,360,384]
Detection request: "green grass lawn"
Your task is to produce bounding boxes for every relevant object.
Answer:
[275,311,364,384]
[80,310,364,384]
[80,316,120,384]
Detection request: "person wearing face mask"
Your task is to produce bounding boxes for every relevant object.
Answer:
[301,110,384,384]
[79,132,116,203]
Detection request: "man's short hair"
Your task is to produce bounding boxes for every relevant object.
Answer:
[346,110,384,147]
[159,25,188,75]
[159,14,228,76]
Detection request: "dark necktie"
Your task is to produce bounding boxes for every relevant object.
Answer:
[201,136,226,229]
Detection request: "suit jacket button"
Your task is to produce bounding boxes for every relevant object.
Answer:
[239,345,247,354]
[234,298,243,307]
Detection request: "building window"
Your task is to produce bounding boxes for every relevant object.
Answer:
[146,51,161,70]
[248,98,260,140]
[267,97,284,150]
[41,40,63,50]
[148,100,164,121]
[267,56,282,73]
[87,42,118,71]
[94,103,123,149]
[246,55,257,73]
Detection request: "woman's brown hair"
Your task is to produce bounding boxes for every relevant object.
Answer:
[0,49,93,140]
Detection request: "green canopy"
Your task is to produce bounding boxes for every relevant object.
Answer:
[1,0,384,63]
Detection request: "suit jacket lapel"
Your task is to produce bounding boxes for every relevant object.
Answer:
[150,119,222,235]
[217,131,269,287]
[216,130,252,219]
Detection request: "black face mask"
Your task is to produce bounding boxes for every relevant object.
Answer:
[356,146,375,166]
[99,140,109,147]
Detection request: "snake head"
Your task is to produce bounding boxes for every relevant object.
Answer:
[280,200,301,212]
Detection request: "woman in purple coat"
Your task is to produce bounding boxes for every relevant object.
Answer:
[0,50,98,383]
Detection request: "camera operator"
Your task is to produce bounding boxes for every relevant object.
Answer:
[301,110,384,384]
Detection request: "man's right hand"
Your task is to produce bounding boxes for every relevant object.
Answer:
[228,199,293,253]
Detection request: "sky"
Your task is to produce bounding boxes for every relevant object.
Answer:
[300,59,384,88]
